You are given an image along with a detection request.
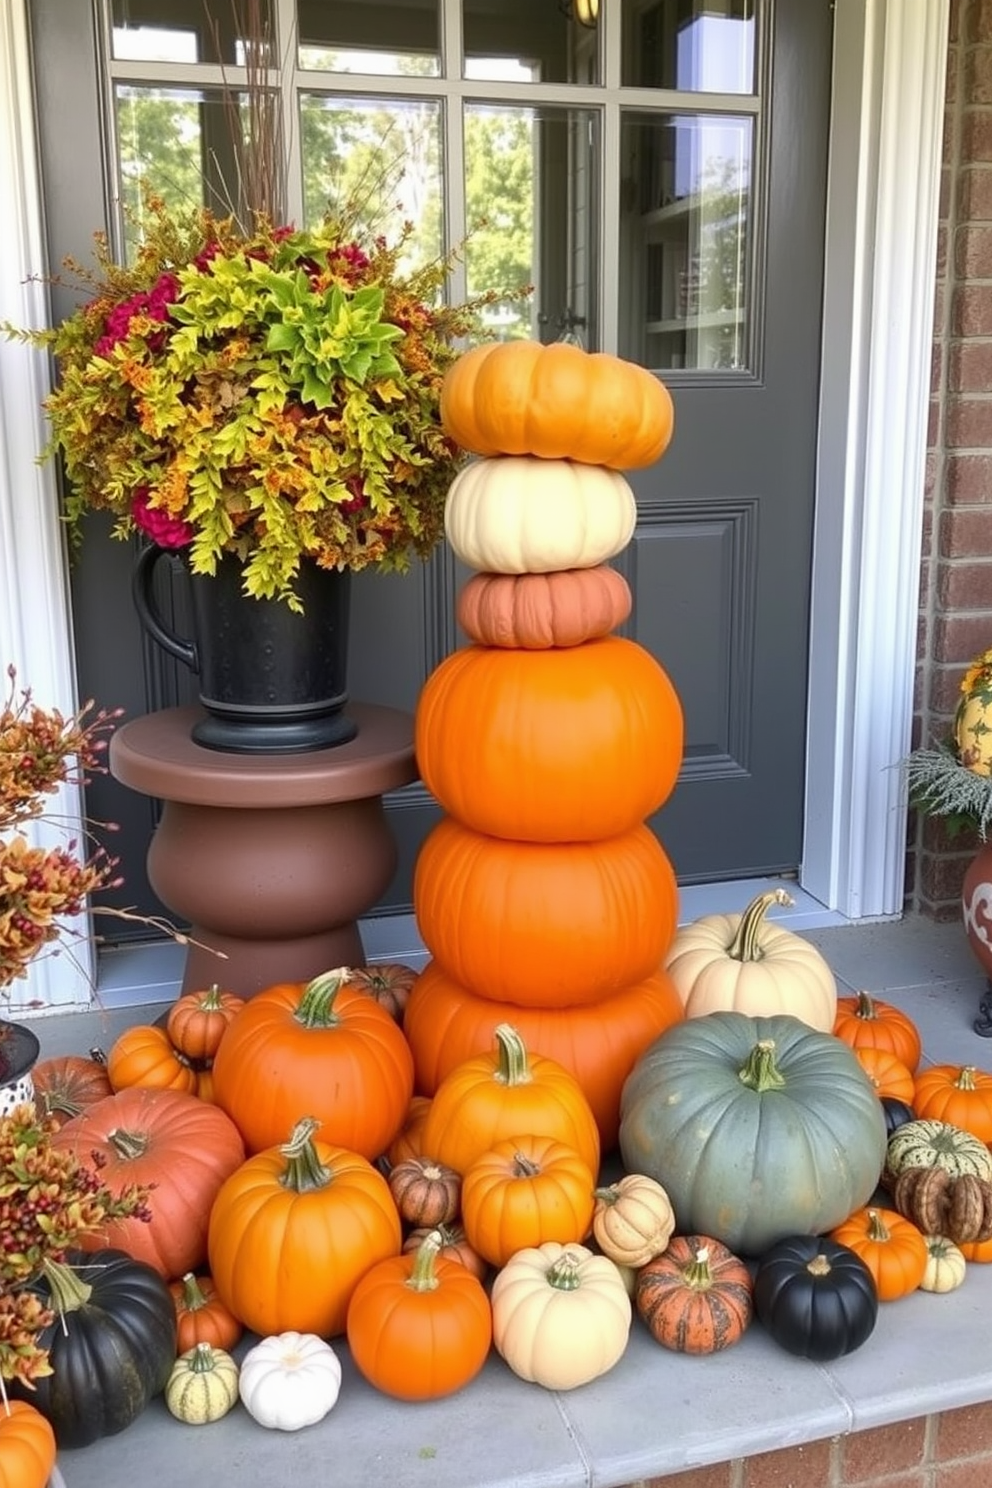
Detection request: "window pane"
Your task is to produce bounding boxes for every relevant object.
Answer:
[111,0,275,66]
[297,0,440,76]
[463,0,600,85]
[299,96,443,270]
[619,113,751,371]
[465,105,599,344]
[622,0,756,94]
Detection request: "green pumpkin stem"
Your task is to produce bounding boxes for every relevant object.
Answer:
[956,1066,978,1090]
[406,1230,443,1292]
[279,1116,333,1191]
[198,984,225,1010]
[42,1257,93,1315]
[854,990,879,1020]
[726,889,793,962]
[682,1247,715,1290]
[294,968,352,1028]
[593,1184,622,1206]
[108,1127,151,1160]
[179,1272,210,1311]
[545,1251,582,1291]
[189,1342,218,1372]
[493,1024,532,1086]
[738,1039,787,1092]
[867,1208,891,1242]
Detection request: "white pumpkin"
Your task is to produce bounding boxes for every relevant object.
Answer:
[238,1331,341,1431]
[663,888,838,1033]
[490,1241,631,1390]
[444,456,636,574]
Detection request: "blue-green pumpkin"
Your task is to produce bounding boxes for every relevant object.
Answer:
[618,1011,887,1256]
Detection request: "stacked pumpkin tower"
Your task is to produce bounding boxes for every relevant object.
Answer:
[404,340,686,1151]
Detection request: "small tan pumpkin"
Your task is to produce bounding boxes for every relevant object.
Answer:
[662,888,837,1033]
[920,1235,967,1293]
[457,567,632,650]
[592,1173,676,1268]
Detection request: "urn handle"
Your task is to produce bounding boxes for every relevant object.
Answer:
[132,544,199,674]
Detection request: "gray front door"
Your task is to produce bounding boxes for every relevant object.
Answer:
[28,0,831,935]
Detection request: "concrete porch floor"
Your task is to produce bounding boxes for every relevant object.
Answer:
[20,909,992,1488]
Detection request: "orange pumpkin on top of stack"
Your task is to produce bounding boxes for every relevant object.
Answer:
[405,340,686,1149]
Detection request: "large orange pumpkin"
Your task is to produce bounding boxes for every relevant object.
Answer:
[415,638,683,842]
[420,1023,601,1178]
[210,968,414,1157]
[414,816,678,1007]
[207,1117,402,1338]
[404,960,684,1148]
[440,339,674,469]
[457,566,631,649]
[53,1086,246,1278]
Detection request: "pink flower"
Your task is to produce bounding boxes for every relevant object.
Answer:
[131,487,194,548]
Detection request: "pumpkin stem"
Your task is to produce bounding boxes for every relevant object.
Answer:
[738,1039,787,1093]
[279,1117,333,1191]
[806,1253,833,1277]
[866,1208,891,1243]
[726,889,794,962]
[956,1066,978,1090]
[683,1246,714,1290]
[405,1230,443,1293]
[108,1126,151,1160]
[493,1024,532,1086]
[179,1272,210,1311]
[89,1046,108,1066]
[41,1256,94,1315]
[854,991,878,1020]
[197,984,226,1010]
[188,1341,219,1373]
[512,1151,542,1178]
[545,1251,583,1291]
[294,968,351,1028]
[593,1183,622,1207]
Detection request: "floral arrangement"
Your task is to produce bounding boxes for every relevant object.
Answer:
[0,667,122,995]
[901,645,992,840]
[8,195,500,605]
[0,1103,150,1387]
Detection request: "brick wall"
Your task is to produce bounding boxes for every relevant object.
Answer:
[621,1402,992,1487]
[912,0,992,917]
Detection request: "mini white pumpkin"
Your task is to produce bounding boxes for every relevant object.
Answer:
[490,1241,631,1390]
[238,1331,342,1431]
[444,456,637,575]
[920,1235,967,1294]
[165,1342,240,1424]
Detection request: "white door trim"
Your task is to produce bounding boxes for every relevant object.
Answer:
[0,0,949,1008]
[803,0,948,919]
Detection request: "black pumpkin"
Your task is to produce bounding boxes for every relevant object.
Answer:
[20,1247,177,1447]
[881,1096,916,1138]
[753,1235,878,1361]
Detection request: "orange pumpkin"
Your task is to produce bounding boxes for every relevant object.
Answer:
[346,1230,492,1401]
[195,1063,216,1103]
[345,962,419,1024]
[833,991,922,1074]
[420,1023,600,1179]
[106,1023,198,1094]
[851,1046,916,1104]
[414,817,678,1008]
[404,960,684,1149]
[166,984,246,1060]
[440,339,674,469]
[457,566,632,650]
[207,1117,402,1337]
[460,1135,596,1267]
[415,638,683,843]
[0,1400,56,1488]
[829,1205,928,1301]
[30,1049,112,1128]
[636,1235,753,1354]
[960,1234,992,1262]
[387,1095,433,1167]
[913,1064,992,1145]
[169,1271,243,1353]
[53,1086,246,1278]
[210,967,414,1157]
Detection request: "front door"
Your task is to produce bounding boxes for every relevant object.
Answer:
[28,0,832,935]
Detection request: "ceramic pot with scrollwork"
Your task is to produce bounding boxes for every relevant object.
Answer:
[0,1019,41,1116]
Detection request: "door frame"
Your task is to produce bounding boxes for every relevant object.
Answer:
[0,0,948,1010]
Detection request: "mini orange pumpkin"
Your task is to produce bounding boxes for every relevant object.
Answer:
[833,991,922,1074]
[829,1205,928,1301]
[169,1271,243,1353]
[851,1046,916,1104]
[166,984,246,1061]
[30,1049,112,1128]
[457,566,632,650]
[0,1400,56,1488]
[913,1064,992,1145]
[107,1024,198,1094]
[460,1134,596,1267]
[636,1235,753,1354]
[440,339,674,469]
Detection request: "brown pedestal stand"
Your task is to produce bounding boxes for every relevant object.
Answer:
[109,704,418,998]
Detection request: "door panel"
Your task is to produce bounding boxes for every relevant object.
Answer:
[28,0,831,935]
